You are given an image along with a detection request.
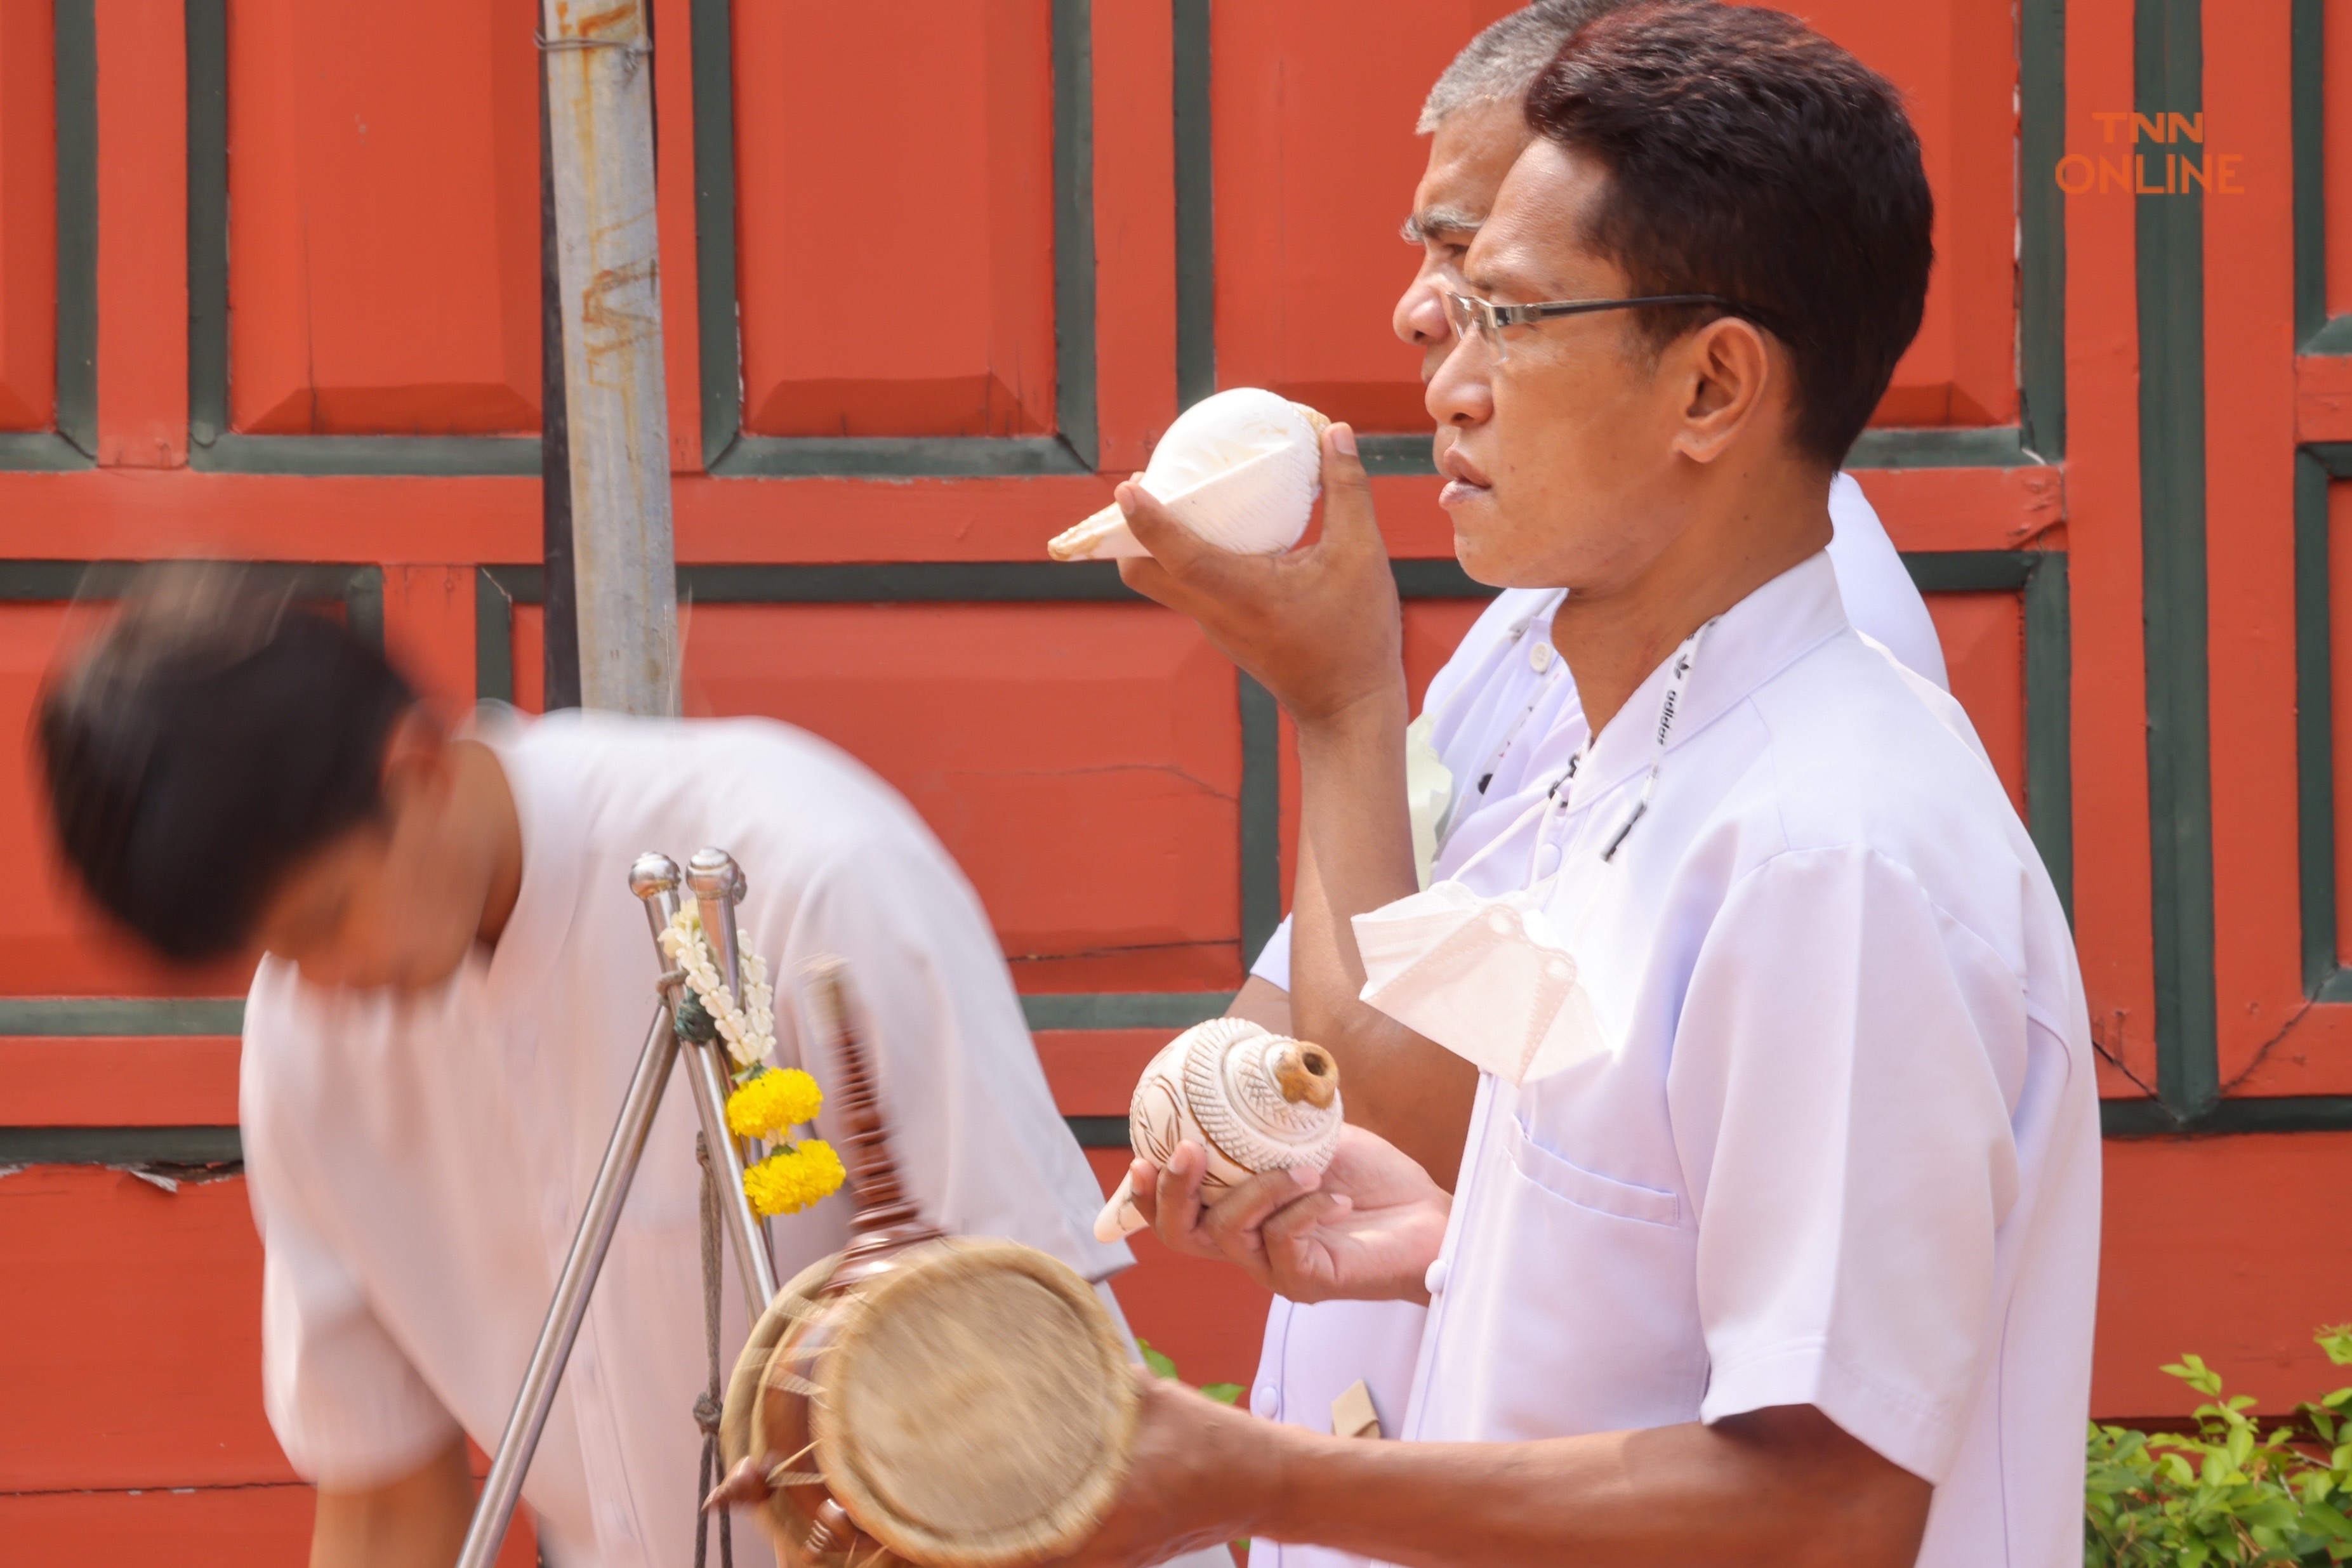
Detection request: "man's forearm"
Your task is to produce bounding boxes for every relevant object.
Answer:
[1287,695,1478,1185]
[1245,1407,1931,1568]
[310,1439,474,1568]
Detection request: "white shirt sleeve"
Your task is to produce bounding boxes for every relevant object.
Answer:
[1668,845,2023,1484]
[246,1116,461,1488]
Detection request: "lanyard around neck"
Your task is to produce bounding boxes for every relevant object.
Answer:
[1559,617,1714,863]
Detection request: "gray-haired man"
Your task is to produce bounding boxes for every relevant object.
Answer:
[1162,10,1958,1567]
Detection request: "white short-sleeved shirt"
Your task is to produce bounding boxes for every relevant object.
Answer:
[242,713,1177,1568]
[1246,476,1958,1568]
[1398,554,2098,1566]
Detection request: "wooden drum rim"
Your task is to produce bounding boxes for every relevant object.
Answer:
[809,1237,1139,1568]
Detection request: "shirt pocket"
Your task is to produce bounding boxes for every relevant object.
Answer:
[1505,1114,1682,1227]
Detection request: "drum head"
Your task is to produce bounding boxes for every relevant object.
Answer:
[812,1238,1137,1567]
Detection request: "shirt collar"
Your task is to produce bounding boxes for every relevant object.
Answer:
[469,707,586,1002]
[1573,550,1849,798]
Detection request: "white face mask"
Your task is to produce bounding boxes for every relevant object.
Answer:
[1351,621,1714,1087]
[1354,880,1607,1085]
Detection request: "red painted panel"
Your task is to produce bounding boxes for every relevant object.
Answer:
[0,1036,240,1126]
[225,0,538,435]
[1209,1,1519,433]
[731,1,1055,438]
[2096,1134,2352,1418]
[690,603,1245,991]
[0,1486,315,1568]
[1780,0,2019,426]
[0,1167,289,1487]
[1924,590,2026,817]
[0,0,54,430]
[95,0,188,467]
[1036,1027,1177,1116]
[509,601,1246,991]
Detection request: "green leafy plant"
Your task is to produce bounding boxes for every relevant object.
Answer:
[1138,1337,1243,1406]
[2086,1328,2352,1565]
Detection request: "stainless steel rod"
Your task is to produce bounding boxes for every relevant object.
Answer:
[455,1004,680,1568]
[680,1036,782,1316]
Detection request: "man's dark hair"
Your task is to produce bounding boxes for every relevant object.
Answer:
[37,568,415,961]
[1524,2,1934,466]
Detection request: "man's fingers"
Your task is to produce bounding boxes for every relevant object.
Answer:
[1198,1164,1319,1257]
[1126,1158,1161,1227]
[1149,1142,1212,1248]
[1314,423,1386,559]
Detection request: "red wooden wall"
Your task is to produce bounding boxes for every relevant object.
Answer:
[0,1,2345,1560]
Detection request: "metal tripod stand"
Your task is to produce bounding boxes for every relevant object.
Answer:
[455,847,783,1568]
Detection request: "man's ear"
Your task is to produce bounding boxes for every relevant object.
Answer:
[1668,317,1778,466]
[377,704,453,807]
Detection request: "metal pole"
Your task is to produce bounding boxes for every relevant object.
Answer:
[455,1003,680,1568]
[681,1036,781,1316]
[540,0,676,717]
[682,848,779,1314]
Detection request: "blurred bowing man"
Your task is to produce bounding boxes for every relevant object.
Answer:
[33,569,1232,1568]
[1200,11,1971,1563]
[1073,6,2097,1566]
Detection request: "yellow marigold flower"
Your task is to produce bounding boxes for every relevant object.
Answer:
[725,1066,824,1142]
[743,1140,847,1218]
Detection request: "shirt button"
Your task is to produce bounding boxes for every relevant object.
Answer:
[1252,1382,1281,1420]
[1535,842,1562,876]
[1529,641,1554,673]
[1425,1257,1450,1296]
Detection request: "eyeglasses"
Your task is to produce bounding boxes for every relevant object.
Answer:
[1441,289,1778,360]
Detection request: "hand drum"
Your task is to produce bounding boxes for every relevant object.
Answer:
[714,960,1137,1567]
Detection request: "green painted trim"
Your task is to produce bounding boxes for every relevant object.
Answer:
[190,435,541,477]
[1052,0,1100,470]
[1172,0,1213,407]
[0,998,244,1035]
[1900,550,2035,593]
[1021,992,1232,1030]
[0,432,90,469]
[2296,0,2328,346]
[1391,558,1496,598]
[489,558,1507,608]
[2018,0,2066,458]
[2023,552,2076,921]
[2137,0,2219,1121]
[689,0,741,474]
[0,1126,244,1165]
[708,436,1093,479]
[2296,448,2335,996]
[1064,1114,1130,1149]
[2101,1095,2352,1136]
[2311,317,2352,357]
[1239,673,1280,965]
[1359,434,1435,477]
[185,0,227,449]
[477,567,519,705]
[692,0,1100,475]
[0,560,385,654]
[1846,427,2038,470]
[50,0,95,462]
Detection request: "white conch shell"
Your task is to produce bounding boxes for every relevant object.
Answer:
[1093,1017,1344,1243]
[1049,388,1331,562]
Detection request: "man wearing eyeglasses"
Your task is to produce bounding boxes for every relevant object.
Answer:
[1162,8,1974,1567]
[1062,4,2098,1566]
